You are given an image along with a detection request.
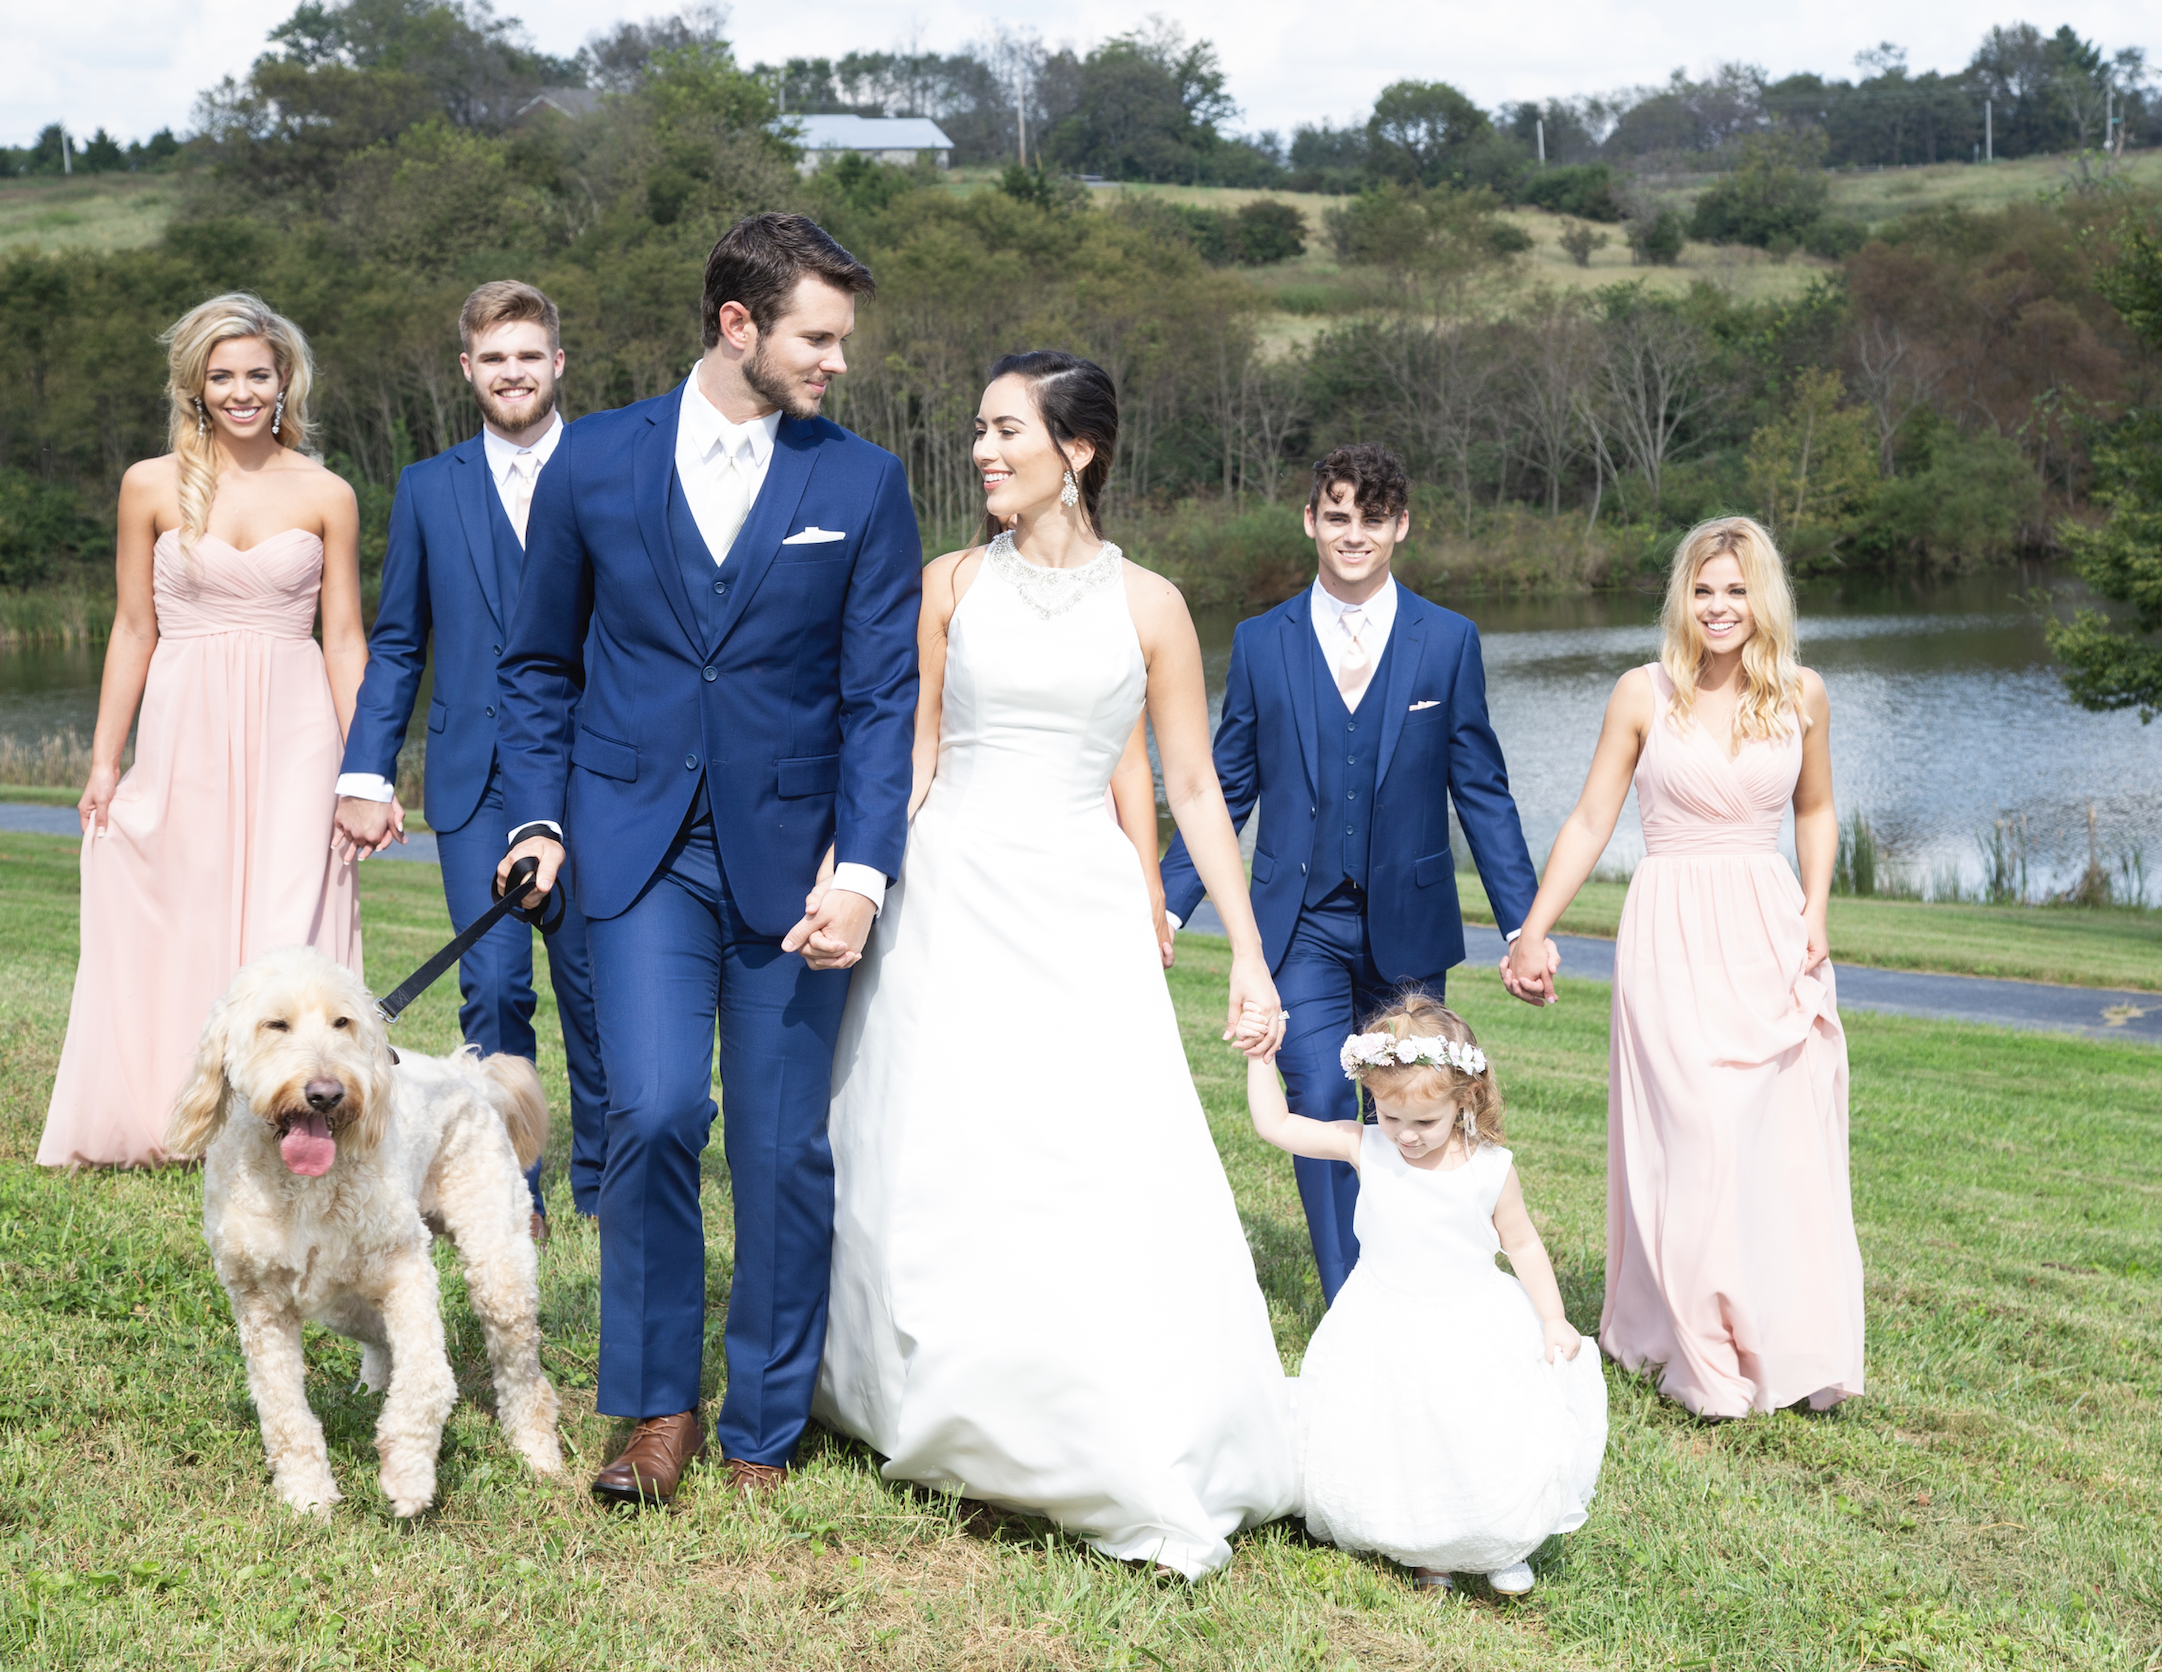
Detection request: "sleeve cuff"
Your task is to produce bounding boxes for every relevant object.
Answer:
[1164,911,1183,933]
[830,862,888,913]
[508,820,563,848]
[1505,927,1523,943]
[335,773,396,802]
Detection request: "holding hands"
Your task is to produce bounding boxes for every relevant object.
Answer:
[333,793,409,862]
[1501,934,1562,1006]
[783,847,876,972]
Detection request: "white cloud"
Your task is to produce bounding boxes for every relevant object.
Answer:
[7,0,2157,150]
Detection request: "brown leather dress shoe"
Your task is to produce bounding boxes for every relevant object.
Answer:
[722,1457,787,1496]
[592,1413,706,1507]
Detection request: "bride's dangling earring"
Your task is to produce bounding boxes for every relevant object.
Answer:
[272,390,285,438]
[194,398,207,438]
[1060,469,1079,509]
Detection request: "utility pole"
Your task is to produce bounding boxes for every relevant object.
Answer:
[1015,62,1028,169]
[60,126,71,176]
[1536,118,1545,165]
[1984,97,1992,163]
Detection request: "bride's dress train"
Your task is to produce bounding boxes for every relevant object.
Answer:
[814,536,1296,1578]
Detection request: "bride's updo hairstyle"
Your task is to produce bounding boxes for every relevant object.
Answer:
[1659,515,1806,743]
[160,292,318,556]
[978,350,1118,545]
[1354,989,1504,1144]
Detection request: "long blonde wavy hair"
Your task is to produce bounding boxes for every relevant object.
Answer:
[1658,516,1807,743]
[159,294,317,554]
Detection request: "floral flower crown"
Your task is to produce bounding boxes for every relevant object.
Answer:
[1338,1031,1489,1082]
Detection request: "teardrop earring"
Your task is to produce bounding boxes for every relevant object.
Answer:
[272,390,286,438]
[194,398,207,438]
[1059,469,1079,508]
[1460,1106,1479,1151]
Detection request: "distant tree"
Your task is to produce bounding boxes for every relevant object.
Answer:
[79,129,127,173]
[27,124,73,176]
[1499,98,1600,164]
[1234,199,1306,265]
[582,5,732,91]
[126,129,184,170]
[1558,219,1609,267]
[1626,208,1685,266]
[1744,368,1877,541]
[1520,163,1624,222]
[2048,217,2162,719]
[1364,81,1492,187]
[1043,24,1244,183]
[1688,132,1828,248]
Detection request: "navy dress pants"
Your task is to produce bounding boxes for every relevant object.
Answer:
[583,812,852,1464]
[1272,885,1442,1305]
[436,766,609,1215]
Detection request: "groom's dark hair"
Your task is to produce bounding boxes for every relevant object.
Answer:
[701,213,875,349]
[1308,443,1410,521]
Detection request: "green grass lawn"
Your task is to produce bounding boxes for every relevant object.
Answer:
[1,830,2157,1669]
[1456,873,2162,993]
[0,176,180,257]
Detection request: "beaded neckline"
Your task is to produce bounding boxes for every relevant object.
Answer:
[986,530,1123,621]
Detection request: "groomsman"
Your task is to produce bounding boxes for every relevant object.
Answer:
[332,281,607,1237]
[1159,443,1553,1303]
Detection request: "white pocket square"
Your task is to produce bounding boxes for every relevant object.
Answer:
[1409,700,1440,712]
[782,526,847,545]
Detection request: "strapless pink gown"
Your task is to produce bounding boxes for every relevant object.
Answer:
[1601,665,1863,1417]
[39,530,362,1167]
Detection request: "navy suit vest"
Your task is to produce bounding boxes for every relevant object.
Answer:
[1305,626,1395,905]
[481,470,527,620]
[665,472,721,643]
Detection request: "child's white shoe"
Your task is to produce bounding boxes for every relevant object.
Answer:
[1412,1569,1453,1598]
[1487,1562,1534,1595]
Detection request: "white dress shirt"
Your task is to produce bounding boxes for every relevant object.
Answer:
[336,415,564,805]
[676,375,780,565]
[1309,575,1398,697]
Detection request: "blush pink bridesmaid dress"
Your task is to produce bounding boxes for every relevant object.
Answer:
[1601,665,1864,1418]
[38,529,362,1168]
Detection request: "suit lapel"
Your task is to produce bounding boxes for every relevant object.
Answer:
[1374,599,1428,788]
[633,400,702,653]
[703,416,817,657]
[1280,596,1319,798]
[450,437,504,632]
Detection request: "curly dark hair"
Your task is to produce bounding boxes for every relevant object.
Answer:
[1308,441,1410,522]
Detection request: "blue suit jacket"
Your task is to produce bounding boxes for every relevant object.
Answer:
[1160,587,1538,982]
[497,389,921,931]
[340,434,527,834]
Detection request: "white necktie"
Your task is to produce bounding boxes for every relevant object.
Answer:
[709,440,755,562]
[505,454,535,547]
[1338,606,1373,707]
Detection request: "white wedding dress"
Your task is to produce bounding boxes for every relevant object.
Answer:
[814,535,1298,1578]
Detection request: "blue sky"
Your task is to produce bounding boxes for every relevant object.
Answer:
[8,0,2158,151]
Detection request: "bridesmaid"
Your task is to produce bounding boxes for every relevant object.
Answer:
[1503,516,1863,1418]
[39,293,367,1168]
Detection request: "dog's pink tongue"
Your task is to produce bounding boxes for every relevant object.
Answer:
[280,1111,337,1176]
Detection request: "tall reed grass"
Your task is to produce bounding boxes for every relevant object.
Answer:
[0,585,111,646]
[0,729,124,787]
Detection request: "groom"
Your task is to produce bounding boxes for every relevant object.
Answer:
[495,213,921,1504]
[1160,443,1550,1304]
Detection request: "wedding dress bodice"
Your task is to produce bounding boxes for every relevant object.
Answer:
[927,534,1143,829]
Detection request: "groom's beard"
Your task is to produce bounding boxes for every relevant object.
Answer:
[743,341,824,421]
[474,381,557,435]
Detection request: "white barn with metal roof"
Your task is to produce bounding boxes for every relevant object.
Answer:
[782,115,954,174]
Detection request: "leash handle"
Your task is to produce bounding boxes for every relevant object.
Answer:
[377,856,563,1024]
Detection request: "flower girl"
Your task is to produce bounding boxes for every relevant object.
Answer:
[1243,992,1606,1596]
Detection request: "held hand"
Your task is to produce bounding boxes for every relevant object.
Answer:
[1225,954,1287,1060]
[333,794,398,862]
[78,762,121,836]
[1152,897,1175,970]
[1803,907,1831,974]
[783,884,875,972]
[1543,1318,1583,1364]
[495,835,564,905]
[1501,935,1561,1007]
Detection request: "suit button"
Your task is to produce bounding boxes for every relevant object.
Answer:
[1301,863,1308,873]
[713,580,727,595]
[492,643,501,655]
[702,666,717,682]
[685,754,699,771]
[1347,792,1357,801]
[1347,723,1357,732]
[1347,755,1357,764]
[485,705,496,718]
[1345,825,1355,835]
[1309,805,1316,815]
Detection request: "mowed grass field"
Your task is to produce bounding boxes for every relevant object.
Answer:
[0,829,2157,1669]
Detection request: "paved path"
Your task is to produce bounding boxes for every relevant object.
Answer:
[5,804,2153,1042]
[1177,899,2162,1044]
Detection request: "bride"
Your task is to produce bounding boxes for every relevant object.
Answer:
[813,351,1296,1577]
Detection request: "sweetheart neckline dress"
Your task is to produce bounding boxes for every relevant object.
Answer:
[814,536,1297,1578]
[1600,664,1864,1416]
[39,528,362,1167]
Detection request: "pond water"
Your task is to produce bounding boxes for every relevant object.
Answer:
[6,561,2155,901]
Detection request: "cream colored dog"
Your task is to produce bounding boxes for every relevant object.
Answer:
[169,946,564,1517]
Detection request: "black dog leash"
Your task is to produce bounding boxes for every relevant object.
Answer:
[376,855,565,1023]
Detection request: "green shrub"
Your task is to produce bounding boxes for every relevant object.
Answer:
[1861,431,2043,567]
[1805,217,1869,259]
[1519,163,1625,222]
[0,472,104,590]
[1688,134,1830,248]
[1233,199,1307,264]
[1628,208,1686,265]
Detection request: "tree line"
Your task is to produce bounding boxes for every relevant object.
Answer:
[0,0,2157,662]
